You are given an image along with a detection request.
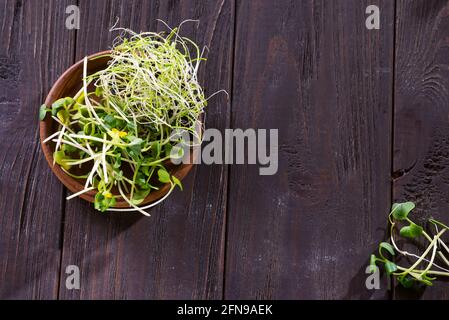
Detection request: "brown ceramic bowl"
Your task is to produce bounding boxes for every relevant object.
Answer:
[39,51,198,208]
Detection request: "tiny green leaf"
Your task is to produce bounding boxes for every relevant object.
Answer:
[418,277,433,286]
[57,109,69,125]
[75,91,85,104]
[369,254,378,273]
[398,275,415,288]
[51,98,67,116]
[170,145,184,160]
[400,223,423,239]
[95,86,103,97]
[379,242,395,257]
[64,97,74,106]
[157,168,171,184]
[94,192,116,212]
[61,143,76,154]
[53,150,71,170]
[172,175,183,191]
[131,188,151,205]
[164,143,173,157]
[391,202,415,220]
[152,141,161,157]
[39,104,48,120]
[384,261,397,275]
[104,114,117,127]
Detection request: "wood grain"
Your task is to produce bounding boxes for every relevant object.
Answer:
[393,0,449,300]
[58,0,233,299]
[225,0,394,299]
[4,0,449,300]
[0,0,74,298]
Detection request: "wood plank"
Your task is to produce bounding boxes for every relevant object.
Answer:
[58,0,232,299]
[225,0,394,299]
[393,0,449,300]
[0,0,74,298]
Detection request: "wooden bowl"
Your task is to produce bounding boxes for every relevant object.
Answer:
[39,51,198,208]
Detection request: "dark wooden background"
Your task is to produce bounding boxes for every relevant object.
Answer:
[1,0,449,300]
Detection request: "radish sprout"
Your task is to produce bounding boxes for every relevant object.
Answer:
[370,202,449,288]
[40,23,217,215]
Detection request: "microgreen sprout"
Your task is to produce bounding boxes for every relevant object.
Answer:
[370,201,449,288]
[41,22,218,215]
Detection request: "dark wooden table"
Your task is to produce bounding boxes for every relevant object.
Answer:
[1,0,449,300]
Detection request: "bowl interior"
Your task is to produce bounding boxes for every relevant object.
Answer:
[39,51,197,208]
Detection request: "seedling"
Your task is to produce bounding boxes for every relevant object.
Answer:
[41,22,221,215]
[370,201,449,288]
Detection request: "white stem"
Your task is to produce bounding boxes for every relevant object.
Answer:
[66,187,95,200]
[115,183,151,216]
[422,235,438,274]
[390,231,449,273]
[107,185,175,215]
[43,130,61,144]
[53,126,66,165]
[85,159,100,189]
[102,134,109,184]
[52,138,90,155]
[83,56,108,131]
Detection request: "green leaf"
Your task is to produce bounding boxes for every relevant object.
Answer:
[64,97,74,106]
[51,97,74,116]
[129,137,143,146]
[104,114,117,127]
[418,277,433,286]
[391,202,415,220]
[164,143,173,157]
[126,121,136,132]
[422,273,436,281]
[379,242,395,257]
[152,141,161,157]
[384,261,397,275]
[57,109,69,125]
[94,192,116,212]
[51,98,67,116]
[172,175,183,191]
[94,192,104,210]
[170,145,184,160]
[53,150,71,170]
[130,188,151,205]
[157,168,171,184]
[400,223,423,239]
[95,86,103,97]
[61,143,76,154]
[398,275,415,288]
[142,165,150,176]
[75,91,85,104]
[136,172,150,189]
[126,137,143,158]
[114,170,123,181]
[369,254,377,273]
[39,104,48,120]
[113,154,121,169]
[51,98,65,114]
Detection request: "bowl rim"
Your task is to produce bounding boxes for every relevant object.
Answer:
[39,50,198,208]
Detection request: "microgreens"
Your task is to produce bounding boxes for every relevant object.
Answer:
[370,201,449,288]
[41,23,216,215]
